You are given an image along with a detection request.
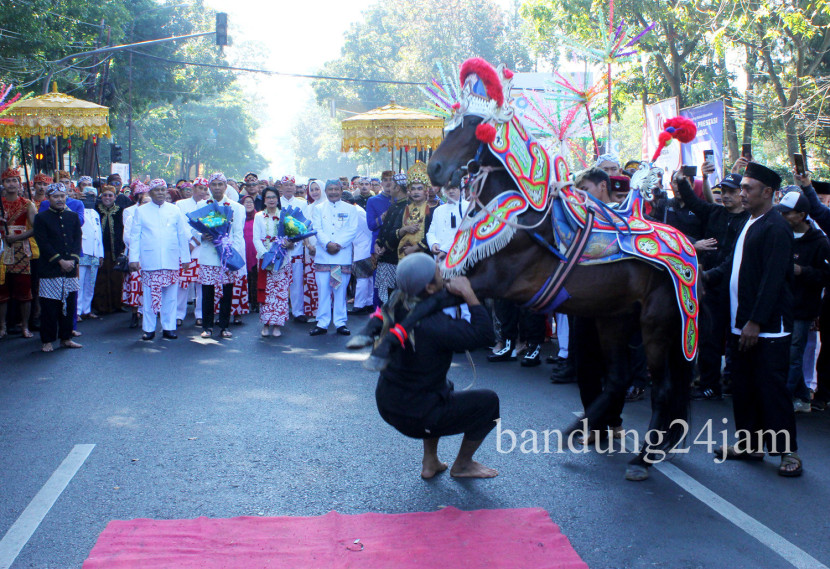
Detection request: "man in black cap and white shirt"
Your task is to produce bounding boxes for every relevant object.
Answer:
[705,162,802,476]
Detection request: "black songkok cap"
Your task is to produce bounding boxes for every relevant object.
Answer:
[744,162,782,190]
[812,180,830,195]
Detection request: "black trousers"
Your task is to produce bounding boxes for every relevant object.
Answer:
[247,267,258,310]
[574,316,625,429]
[814,297,830,404]
[729,335,797,454]
[201,283,233,330]
[495,299,546,345]
[698,286,729,393]
[39,293,77,344]
[379,389,500,441]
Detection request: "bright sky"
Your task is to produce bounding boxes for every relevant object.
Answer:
[205,0,516,177]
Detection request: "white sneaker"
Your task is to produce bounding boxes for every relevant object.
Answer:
[793,399,812,413]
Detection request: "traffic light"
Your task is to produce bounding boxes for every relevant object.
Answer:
[110,143,123,163]
[34,143,45,170]
[43,140,55,171]
[216,13,228,47]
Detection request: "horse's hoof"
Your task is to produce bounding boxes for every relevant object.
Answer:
[346,335,372,349]
[625,465,649,482]
[363,355,389,372]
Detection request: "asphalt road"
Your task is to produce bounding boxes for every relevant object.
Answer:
[1,308,829,569]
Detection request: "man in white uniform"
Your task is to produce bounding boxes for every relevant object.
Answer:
[197,173,246,339]
[175,178,208,325]
[129,179,192,340]
[310,179,359,336]
[279,175,311,323]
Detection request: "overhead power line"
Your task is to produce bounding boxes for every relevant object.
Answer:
[125,50,427,86]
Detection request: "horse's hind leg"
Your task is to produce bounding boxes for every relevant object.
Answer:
[627,279,692,481]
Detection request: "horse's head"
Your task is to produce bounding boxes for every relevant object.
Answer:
[428,57,515,190]
[428,58,561,302]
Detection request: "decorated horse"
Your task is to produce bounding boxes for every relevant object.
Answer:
[352,58,698,482]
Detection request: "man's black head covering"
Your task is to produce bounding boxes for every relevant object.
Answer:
[812,180,830,195]
[744,162,782,190]
[714,173,742,191]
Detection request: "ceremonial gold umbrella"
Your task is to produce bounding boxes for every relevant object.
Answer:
[0,84,111,140]
[341,101,443,169]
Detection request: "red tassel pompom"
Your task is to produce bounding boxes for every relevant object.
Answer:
[664,116,697,143]
[503,68,514,79]
[476,123,497,144]
[451,102,461,111]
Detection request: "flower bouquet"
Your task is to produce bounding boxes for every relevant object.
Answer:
[261,206,317,271]
[187,202,245,272]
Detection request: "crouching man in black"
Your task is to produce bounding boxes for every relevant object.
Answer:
[375,253,500,479]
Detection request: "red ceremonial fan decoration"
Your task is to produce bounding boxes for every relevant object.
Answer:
[651,116,697,162]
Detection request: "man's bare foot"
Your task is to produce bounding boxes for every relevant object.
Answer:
[41,343,53,352]
[421,458,448,479]
[72,329,82,337]
[272,327,282,337]
[21,329,33,338]
[61,340,83,349]
[450,461,498,478]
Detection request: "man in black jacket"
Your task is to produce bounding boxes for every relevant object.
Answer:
[704,162,801,476]
[676,171,750,400]
[775,190,830,412]
[375,253,499,479]
[32,183,83,353]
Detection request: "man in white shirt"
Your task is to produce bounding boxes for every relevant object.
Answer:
[176,178,208,325]
[427,183,470,321]
[342,192,374,314]
[78,189,104,319]
[196,172,246,339]
[309,179,359,336]
[279,175,312,323]
[129,179,192,340]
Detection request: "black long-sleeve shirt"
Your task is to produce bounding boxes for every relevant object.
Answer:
[33,207,82,279]
[791,226,830,320]
[376,304,494,418]
[706,209,793,334]
[675,178,749,269]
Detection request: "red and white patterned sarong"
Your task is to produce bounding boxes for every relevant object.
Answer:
[302,250,318,317]
[260,264,290,326]
[121,271,142,307]
[179,260,200,287]
[199,265,235,288]
[213,271,250,316]
[140,269,178,314]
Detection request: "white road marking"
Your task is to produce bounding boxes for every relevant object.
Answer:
[571,412,828,569]
[0,444,95,569]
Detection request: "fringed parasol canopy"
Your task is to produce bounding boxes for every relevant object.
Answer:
[0,84,111,140]
[341,101,444,152]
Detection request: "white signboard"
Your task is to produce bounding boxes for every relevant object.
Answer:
[111,162,130,182]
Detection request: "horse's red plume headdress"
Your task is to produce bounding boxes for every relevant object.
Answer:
[651,116,697,162]
[451,58,515,142]
[460,58,506,108]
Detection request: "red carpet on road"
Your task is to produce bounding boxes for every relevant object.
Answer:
[83,506,588,568]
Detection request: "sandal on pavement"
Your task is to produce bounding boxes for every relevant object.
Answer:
[61,340,83,349]
[778,453,803,477]
[261,327,270,337]
[714,445,764,461]
[195,319,203,327]
[220,329,233,338]
[200,329,213,338]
